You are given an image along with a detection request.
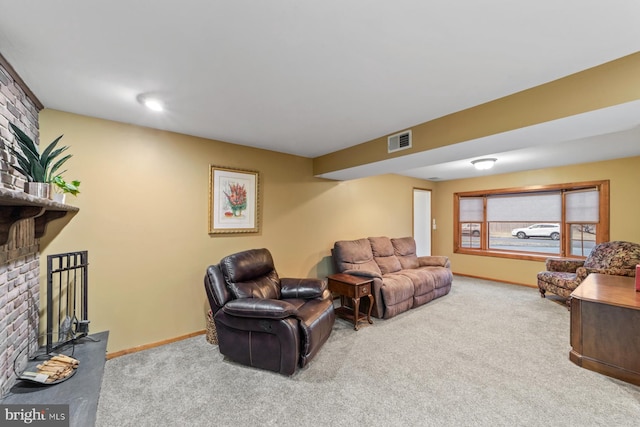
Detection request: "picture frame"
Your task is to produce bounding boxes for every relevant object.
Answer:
[209,165,259,234]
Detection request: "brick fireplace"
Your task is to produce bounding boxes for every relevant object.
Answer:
[0,55,44,397]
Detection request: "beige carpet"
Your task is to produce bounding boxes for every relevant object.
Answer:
[96,276,640,426]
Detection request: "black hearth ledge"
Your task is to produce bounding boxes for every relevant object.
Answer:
[1,331,109,427]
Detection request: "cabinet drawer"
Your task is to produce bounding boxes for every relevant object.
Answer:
[358,283,371,296]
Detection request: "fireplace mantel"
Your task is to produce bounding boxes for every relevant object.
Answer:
[0,187,79,245]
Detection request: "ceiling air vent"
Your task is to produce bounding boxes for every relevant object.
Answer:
[387,130,412,153]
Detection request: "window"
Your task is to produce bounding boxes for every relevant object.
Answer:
[454,181,609,261]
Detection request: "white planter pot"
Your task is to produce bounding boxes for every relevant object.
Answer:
[53,193,66,204]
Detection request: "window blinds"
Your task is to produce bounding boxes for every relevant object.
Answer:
[459,197,483,222]
[566,190,599,222]
[487,192,561,222]
[461,189,598,223]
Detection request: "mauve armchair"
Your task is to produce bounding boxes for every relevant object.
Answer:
[537,240,640,304]
[204,248,335,375]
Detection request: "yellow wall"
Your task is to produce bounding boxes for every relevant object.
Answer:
[38,109,434,353]
[38,109,640,353]
[433,156,640,287]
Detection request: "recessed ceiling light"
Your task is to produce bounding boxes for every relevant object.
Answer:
[471,158,497,170]
[137,94,164,112]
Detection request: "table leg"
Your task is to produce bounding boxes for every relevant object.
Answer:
[352,297,361,331]
[366,294,373,324]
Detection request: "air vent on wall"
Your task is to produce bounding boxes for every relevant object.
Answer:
[387,130,412,153]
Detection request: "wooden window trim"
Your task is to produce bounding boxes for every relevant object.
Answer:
[454,180,609,261]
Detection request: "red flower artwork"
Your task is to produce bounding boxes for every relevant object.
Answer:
[224,182,247,216]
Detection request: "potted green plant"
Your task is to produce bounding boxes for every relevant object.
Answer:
[6,122,72,198]
[51,176,80,204]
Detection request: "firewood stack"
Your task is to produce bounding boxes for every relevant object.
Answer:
[36,354,80,383]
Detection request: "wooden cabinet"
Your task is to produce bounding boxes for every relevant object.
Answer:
[570,273,640,386]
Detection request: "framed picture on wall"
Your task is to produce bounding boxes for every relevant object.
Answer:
[209,165,260,234]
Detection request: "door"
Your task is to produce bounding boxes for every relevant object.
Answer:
[413,188,432,256]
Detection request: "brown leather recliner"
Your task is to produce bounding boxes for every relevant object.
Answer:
[204,248,335,375]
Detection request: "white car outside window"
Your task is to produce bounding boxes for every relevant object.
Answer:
[511,223,560,240]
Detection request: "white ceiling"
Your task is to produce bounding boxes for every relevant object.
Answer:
[1,1,639,181]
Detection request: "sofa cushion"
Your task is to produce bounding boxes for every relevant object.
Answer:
[380,273,415,306]
[418,266,454,290]
[379,273,415,318]
[333,238,382,275]
[398,269,435,297]
[369,236,402,274]
[391,237,420,269]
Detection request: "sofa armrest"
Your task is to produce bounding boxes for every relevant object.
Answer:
[417,256,450,268]
[280,277,327,299]
[223,298,298,319]
[341,268,382,279]
[545,257,585,273]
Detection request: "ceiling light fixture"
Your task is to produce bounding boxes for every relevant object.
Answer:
[137,94,164,112]
[471,158,497,170]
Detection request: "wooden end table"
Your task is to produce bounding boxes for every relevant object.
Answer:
[327,273,374,331]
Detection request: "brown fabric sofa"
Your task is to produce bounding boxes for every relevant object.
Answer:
[332,236,452,319]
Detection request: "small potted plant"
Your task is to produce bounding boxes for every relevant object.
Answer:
[6,123,72,198]
[51,176,80,204]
